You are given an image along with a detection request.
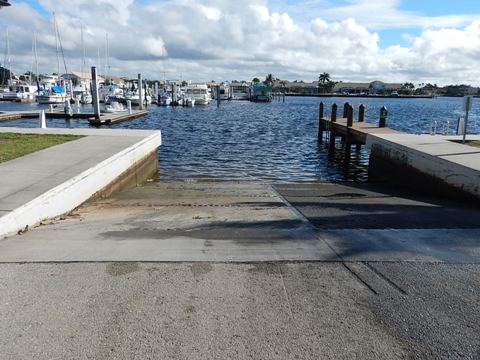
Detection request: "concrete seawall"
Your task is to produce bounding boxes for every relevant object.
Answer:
[0,128,162,239]
[367,134,480,200]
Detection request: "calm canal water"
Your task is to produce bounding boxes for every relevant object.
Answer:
[1,96,479,182]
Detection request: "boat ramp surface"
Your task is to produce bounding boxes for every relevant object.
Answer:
[0,180,478,359]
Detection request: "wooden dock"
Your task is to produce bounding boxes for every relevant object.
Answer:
[0,109,148,125]
[87,110,149,126]
[317,102,399,157]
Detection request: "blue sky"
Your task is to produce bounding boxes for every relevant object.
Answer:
[270,0,480,46]
[400,0,480,16]
[12,0,480,48]
[2,0,480,84]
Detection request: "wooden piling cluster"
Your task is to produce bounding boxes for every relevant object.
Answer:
[317,101,398,160]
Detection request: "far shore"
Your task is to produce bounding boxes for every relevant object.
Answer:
[285,93,433,99]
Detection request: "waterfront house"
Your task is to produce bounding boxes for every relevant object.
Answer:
[334,82,370,95]
[369,81,403,95]
[230,82,251,100]
[61,71,105,86]
[251,84,273,102]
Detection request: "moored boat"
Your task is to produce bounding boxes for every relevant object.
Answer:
[37,85,70,104]
[2,82,37,102]
[186,83,211,105]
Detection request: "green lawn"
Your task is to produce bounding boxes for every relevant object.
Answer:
[0,132,83,163]
[468,140,480,148]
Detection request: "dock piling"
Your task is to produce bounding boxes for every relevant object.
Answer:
[379,106,388,128]
[331,103,337,122]
[318,102,324,143]
[91,66,101,120]
[359,104,365,122]
[138,73,144,110]
[343,102,349,118]
[347,106,353,127]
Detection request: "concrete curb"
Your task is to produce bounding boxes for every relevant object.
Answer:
[0,130,161,239]
[366,134,480,199]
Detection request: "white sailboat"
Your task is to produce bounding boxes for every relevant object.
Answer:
[2,31,37,102]
[37,13,70,104]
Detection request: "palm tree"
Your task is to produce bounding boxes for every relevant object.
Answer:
[264,74,274,87]
[318,72,331,93]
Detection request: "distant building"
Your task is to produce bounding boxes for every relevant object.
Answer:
[61,71,105,85]
[251,84,272,102]
[286,81,319,94]
[230,82,251,100]
[334,82,370,95]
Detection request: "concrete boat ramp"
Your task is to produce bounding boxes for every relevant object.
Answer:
[2,180,479,263]
[0,179,479,359]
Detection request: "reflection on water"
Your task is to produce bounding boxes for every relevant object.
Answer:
[1,96,478,182]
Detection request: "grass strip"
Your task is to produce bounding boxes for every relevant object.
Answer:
[0,132,83,163]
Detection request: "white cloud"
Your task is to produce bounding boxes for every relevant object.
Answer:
[0,0,480,85]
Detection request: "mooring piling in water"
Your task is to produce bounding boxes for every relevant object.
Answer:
[138,73,144,110]
[91,66,101,120]
[216,86,221,108]
[154,82,159,103]
[317,102,325,143]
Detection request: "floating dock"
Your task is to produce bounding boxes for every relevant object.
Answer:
[0,109,148,125]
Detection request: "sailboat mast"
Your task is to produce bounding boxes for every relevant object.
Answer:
[30,32,34,82]
[97,47,101,78]
[1,30,8,85]
[105,32,109,84]
[34,32,38,80]
[6,30,12,83]
[53,13,60,75]
[80,25,85,76]
[54,14,68,75]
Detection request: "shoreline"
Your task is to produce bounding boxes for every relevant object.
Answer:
[286,93,433,99]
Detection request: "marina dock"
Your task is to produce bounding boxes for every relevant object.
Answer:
[0,109,148,125]
[317,101,480,200]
